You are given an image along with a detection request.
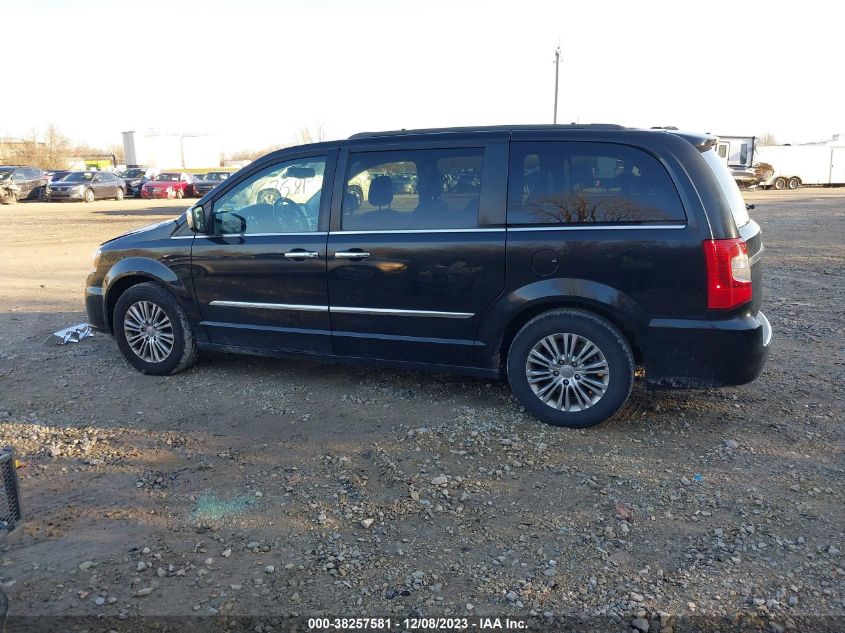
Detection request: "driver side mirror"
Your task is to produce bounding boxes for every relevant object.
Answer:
[186,204,207,233]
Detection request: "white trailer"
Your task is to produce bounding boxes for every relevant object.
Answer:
[714,136,757,186]
[754,144,845,189]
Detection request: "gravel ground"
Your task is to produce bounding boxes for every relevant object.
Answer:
[0,191,842,632]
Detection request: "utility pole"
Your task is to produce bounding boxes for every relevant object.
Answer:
[553,46,561,124]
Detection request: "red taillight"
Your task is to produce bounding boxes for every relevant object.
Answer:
[702,238,752,309]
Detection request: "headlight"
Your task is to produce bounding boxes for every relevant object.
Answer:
[72,184,85,191]
[92,247,102,269]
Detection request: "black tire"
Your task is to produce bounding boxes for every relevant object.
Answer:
[787,177,800,190]
[773,177,787,190]
[113,282,198,375]
[507,309,634,428]
[116,187,125,200]
[83,188,95,203]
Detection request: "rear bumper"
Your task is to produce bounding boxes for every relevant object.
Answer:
[644,310,772,387]
[85,285,109,332]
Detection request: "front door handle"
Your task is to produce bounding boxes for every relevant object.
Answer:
[283,249,319,259]
[334,250,371,259]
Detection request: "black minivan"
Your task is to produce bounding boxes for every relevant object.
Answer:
[85,125,771,427]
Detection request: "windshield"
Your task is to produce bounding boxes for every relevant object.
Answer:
[60,172,95,183]
[123,169,145,179]
[702,148,750,228]
[206,172,229,181]
[155,173,181,182]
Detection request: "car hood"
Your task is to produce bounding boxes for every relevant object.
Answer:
[100,218,179,246]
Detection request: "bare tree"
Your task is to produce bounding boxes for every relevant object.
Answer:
[42,124,72,168]
[227,143,289,162]
[296,123,326,145]
[758,132,778,147]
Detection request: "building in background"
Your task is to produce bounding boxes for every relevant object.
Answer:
[122,131,221,168]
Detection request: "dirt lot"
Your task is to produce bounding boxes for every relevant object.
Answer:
[0,191,843,632]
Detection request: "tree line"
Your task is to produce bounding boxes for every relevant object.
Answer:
[0,124,125,170]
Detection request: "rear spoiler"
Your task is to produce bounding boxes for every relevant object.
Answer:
[651,128,717,152]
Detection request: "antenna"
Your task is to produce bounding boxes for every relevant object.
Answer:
[553,46,562,124]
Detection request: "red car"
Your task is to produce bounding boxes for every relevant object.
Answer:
[140,172,197,199]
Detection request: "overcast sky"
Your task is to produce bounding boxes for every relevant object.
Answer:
[3,0,842,152]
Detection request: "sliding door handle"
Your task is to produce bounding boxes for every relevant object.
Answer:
[334,250,371,259]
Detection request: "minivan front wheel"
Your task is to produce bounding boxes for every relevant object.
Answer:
[507,309,634,428]
[113,282,198,375]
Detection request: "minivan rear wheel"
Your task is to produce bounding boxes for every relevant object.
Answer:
[507,309,634,428]
[113,282,198,375]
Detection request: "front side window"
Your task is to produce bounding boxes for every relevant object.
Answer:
[341,148,484,231]
[507,142,686,225]
[212,156,326,235]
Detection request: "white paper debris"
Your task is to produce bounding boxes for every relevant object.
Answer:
[45,323,95,345]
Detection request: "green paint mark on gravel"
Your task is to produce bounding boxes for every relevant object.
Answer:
[192,492,253,521]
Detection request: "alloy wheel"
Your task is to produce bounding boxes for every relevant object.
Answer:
[525,333,610,412]
[123,300,175,363]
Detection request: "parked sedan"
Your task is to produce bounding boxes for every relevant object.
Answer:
[193,171,232,197]
[48,171,126,202]
[141,172,197,199]
[46,170,72,182]
[121,167,160,197]
[0,165,49,203]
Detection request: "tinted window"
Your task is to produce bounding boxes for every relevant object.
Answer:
[341,148,484,231]
[507,142,686,225]
[702,148,749,228]
[212,156,326,235]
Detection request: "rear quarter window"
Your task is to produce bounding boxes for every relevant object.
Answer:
[507,141,686,225]
[702,148,750,228]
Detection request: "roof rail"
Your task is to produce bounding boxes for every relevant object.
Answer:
[348,123,626,140]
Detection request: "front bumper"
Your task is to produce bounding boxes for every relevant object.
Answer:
[645,311,772,388]
[85,285,109,332]
[142,189,175,199]
[49,190,84,200]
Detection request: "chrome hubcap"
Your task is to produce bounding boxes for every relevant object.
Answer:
[124,301,174,363]
[525,333,610,412]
